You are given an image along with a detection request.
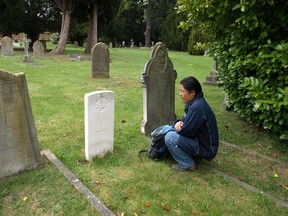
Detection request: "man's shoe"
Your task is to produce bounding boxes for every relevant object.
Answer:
[171,163,196,172]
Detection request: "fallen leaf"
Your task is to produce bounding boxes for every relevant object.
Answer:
[94,180,101,185]
[279,183,288,190]
[80,149,85,154]
[192,209,200,215]
[256,142,263,148]
[162,203,170,212]
[98,153,105,158]
[226,172,232,176]
[145,202,151,207]
[133,212,138,216]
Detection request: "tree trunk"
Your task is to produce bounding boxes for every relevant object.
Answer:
[84,2,98,54]
[50,0,74,55]
[51,12,71,54]
[144,0,151,47]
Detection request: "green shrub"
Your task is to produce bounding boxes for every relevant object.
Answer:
[188,29,206,55]
[213,2,288,141]
[178,0,288,141]
[51,32,60,44]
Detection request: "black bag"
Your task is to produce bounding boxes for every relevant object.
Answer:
[139,125,174,160]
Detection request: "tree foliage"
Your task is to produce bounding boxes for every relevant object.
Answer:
[108,0,145,46]
[0,0,60,45]
[177,0,288,141]
[156,0,189,51]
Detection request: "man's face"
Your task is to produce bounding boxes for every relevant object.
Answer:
[179,84,195,104]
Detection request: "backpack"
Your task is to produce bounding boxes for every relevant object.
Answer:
[139,125,174,160]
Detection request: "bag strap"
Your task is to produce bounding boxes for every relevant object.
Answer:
[138,149,148,162]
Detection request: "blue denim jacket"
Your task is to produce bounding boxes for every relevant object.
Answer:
[175,92,219,161]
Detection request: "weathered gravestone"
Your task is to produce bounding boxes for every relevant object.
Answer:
[32,40,45,58]
[203,61,220,86]
[0,69,41,179]
[84,91,115,161]
[1,36,13,56]
[141,42,177,136]
[91,42,110,78]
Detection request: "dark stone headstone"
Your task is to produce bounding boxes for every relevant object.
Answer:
[141,42,177,136]
[91,42,110,78]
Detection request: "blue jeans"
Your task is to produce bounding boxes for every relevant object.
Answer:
[165,131,196,169]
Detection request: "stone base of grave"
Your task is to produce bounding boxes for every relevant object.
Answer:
[22,56,33,62]
[92,73,110,78]
[203,75,220,86]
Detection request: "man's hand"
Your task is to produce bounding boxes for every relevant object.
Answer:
[174,121,183,132]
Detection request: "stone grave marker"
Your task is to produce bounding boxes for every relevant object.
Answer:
[1,36,13,56]
[84,90,115,161]
[91,42,110,78]
[22,34,32,62]
[32,40,45,58]
[0,69,41,179]
[141,42,177,136]
[203,61,220,86]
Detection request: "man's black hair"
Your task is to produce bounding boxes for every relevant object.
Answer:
[180,76,202,94]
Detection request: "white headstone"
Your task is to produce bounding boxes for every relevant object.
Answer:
[84,90,115,161]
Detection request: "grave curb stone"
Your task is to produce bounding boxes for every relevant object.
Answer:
[42,149,115,215]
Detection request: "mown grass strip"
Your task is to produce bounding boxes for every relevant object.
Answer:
[209,166,288,208]
[220,140,287,166]
[42,149,115,216]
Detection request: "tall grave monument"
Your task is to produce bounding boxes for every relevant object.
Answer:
[0,69,41,178]
[91,42,110,78]
[141,42,177,136]
[203,61,220,86]
[22,34,32,62]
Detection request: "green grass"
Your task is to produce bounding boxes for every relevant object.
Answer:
[0,44,287,215]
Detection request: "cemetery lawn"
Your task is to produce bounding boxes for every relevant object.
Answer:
[0,44,287,215]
